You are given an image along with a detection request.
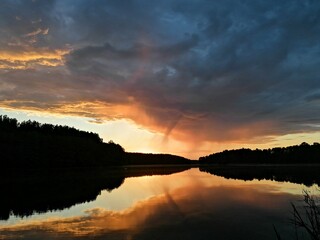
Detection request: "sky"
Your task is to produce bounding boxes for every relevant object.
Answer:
[0,0,320,159]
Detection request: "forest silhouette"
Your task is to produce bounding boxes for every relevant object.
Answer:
[0,115,191,168]
[0,115,124,167]
[2,115,320,167]
[199,142,320,164]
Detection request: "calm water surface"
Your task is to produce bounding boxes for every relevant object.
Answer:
[0,167,318,239]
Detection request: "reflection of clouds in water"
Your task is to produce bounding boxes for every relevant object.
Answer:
[0,167,312,229]
[0,182,300,240]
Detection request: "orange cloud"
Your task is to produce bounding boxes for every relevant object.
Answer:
[0,99,279,147]
[0,100,166,135]
[0,48,69,69]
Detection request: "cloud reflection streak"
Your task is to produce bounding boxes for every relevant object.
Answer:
[0,179,300,240]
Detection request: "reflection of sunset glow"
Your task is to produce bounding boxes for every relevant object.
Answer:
[0,173,311,239]
[1,168,319,239]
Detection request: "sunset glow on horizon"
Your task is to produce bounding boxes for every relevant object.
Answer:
[1,0,320,159]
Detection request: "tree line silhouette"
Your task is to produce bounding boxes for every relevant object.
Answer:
[0,115,125,168]
[199,142,320,164]
[0,115,191,168]
[123,152,191,165]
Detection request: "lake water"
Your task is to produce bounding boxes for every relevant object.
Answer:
[0,166,319,239]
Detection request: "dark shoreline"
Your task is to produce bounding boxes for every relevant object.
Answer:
[1,164,319,221]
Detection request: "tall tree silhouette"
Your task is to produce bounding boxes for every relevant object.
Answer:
[0,115,124,168]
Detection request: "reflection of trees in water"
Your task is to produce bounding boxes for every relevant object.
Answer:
[0,168,124,220]
[200,166,320,186]
[0,166,190,220]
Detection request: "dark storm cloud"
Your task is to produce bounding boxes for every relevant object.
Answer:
[1,0,320,142]
[0,0,56,49]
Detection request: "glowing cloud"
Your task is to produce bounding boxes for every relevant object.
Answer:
[0,0,320,156]
[0,48,69,69]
